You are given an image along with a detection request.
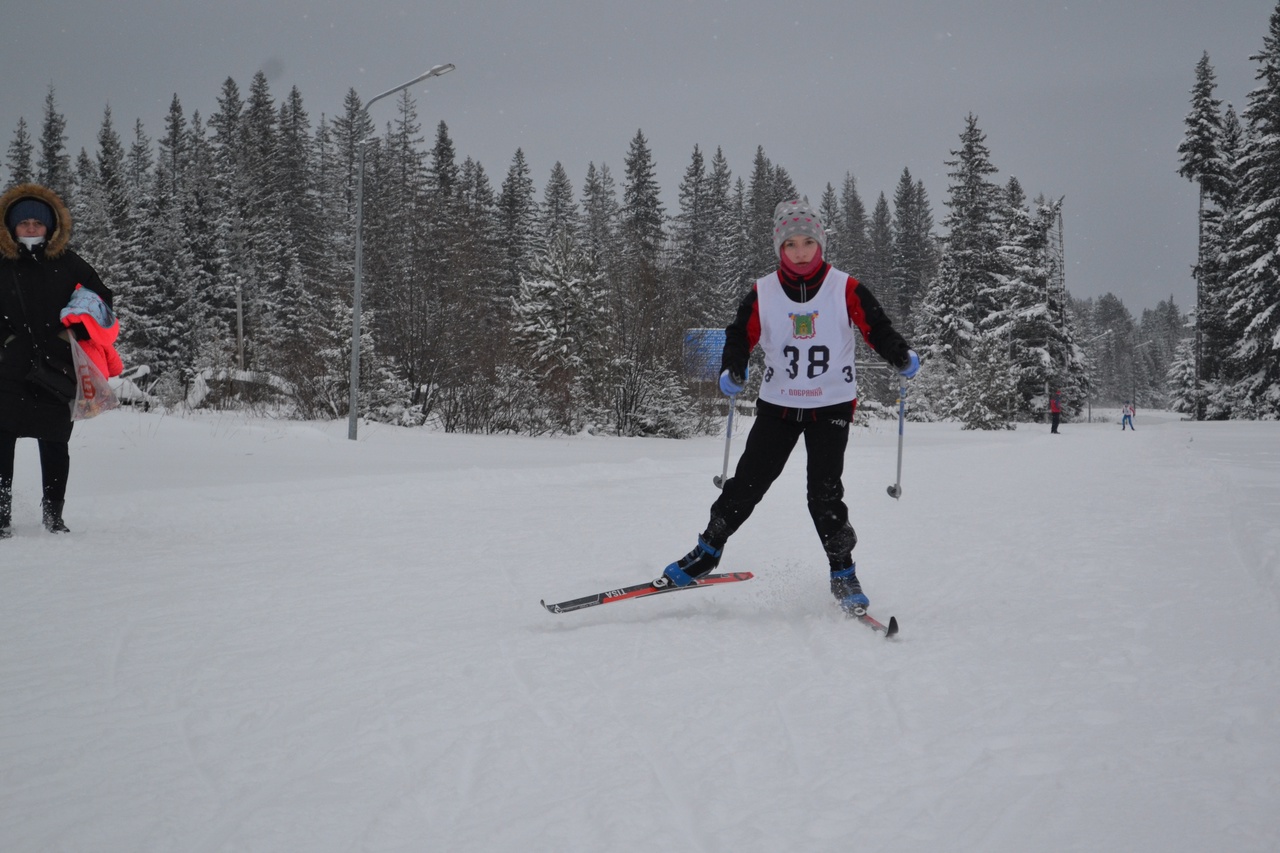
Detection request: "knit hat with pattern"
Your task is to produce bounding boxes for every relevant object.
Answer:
[772,198,826,258]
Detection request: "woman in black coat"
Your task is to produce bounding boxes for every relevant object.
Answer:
[0,183,113,537]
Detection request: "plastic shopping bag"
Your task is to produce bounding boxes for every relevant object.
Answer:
[69,338,120,420]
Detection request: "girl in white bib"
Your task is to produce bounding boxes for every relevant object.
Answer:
[658,198,919,614]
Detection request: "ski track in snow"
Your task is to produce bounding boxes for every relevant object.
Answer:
[1,410,1279,851]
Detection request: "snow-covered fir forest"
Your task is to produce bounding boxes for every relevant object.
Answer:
[6,7,1280,432]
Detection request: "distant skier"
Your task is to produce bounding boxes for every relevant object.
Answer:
[656,198,918,614]
[1050,391,1062,434]
[1121,401,1135,431]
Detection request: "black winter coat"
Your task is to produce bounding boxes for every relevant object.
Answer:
[0,184,113,441]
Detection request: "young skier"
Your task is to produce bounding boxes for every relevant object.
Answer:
[1121,401,1135,430]
[656,198,919,614]
[1050,391,1062,434]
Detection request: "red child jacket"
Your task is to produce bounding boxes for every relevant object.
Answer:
[60,284,124,378]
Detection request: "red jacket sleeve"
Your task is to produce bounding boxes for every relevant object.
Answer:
[844,276,910,369]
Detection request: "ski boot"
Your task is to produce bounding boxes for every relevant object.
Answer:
[655,537,722,588]
[830,564,869,614]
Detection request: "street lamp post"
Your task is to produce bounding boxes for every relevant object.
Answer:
[348,63,455,440]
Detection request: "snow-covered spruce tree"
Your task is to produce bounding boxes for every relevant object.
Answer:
[235,72,291,378]
[818,183,842,266]
[282,106,355,418]
[542,161,580,245]
[182,111,240,391]
[37,86,73,202]
[578,161,620,270]
[706,147,746,324]
[618,130,667,310]
[1089,293,1152,406]
[362,90,427,394]
[421,117,469,388]
[206,77,257,374]
[412,153,504,426]
[953,331,1020,430]
[423,124,518,433]
[987,183,1046,418]
[865,193,893,299]
[1197,104,1245,417]
[890,168,937,337]
[1138,296,1190,409]
[989,190,1085,417]
[1221,3,1280,418]
[331,88,375,223]
[266,85,343,417]
[130,118,209,404]
[670,144,714,326]
[314,89,376,416]
[620,129,665,270]
[771,165,798,211]
[913,251,972,417]
[512,232,609,432]
[86,109,131,265]
[836,172,869,279]
[744,147,778,277]
[133,118,197,398]
[611,129,697,436]
[1178,52,1232,418]
[497,147,542,306]
[6,117,35,185]
[918,114,1005,370]
[81,109,150,371]
[1167,338,1199,414]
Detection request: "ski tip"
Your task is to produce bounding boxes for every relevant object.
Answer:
[885,615,899,638]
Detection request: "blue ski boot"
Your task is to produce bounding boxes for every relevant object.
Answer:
[830,564,869,613]
[656,537,722,588]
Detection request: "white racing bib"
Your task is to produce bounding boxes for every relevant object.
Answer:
[756,267,858,408]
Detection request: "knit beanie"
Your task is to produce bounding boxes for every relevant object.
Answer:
[6,197,56,232]
[772,198,826,258]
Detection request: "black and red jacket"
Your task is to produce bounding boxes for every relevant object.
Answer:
[721,262,911,421]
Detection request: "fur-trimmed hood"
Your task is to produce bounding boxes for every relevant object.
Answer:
[0,182,72,261]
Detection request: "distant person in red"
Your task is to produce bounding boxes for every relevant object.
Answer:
[1121,401,1135,431]
[1050,391,1062,434]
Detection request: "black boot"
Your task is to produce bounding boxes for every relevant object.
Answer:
[42,499,70,534]
[1,479,11,539]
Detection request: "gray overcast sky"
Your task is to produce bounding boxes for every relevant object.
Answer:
[2,0,1274,314]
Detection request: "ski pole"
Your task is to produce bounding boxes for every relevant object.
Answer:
[887,377,907,499]
[713,395,736,489]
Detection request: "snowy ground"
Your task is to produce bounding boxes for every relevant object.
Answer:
[2,406,1278,852]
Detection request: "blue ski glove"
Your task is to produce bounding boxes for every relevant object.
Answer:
[898,350,920,379]
[719,367,746,397]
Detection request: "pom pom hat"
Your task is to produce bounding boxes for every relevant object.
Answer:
[772,198,826,258]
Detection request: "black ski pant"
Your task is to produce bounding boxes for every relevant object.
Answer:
[0,429,71,505]
[706,402,857,567]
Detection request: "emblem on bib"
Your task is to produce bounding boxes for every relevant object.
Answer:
[789,311,819,339]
